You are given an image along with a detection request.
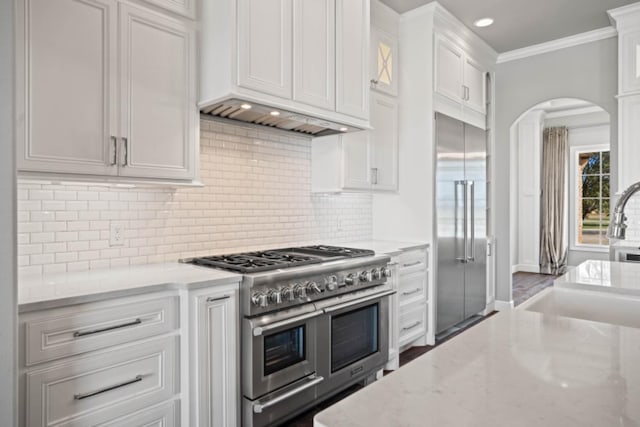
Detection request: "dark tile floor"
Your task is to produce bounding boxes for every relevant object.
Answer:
[512,271,558,306]
[282,272,554,427]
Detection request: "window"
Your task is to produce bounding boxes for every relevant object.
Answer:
[575,149,610,246]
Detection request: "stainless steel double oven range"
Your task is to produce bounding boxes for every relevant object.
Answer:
[189,245,393,427]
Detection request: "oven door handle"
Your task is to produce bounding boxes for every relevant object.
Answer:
[252,310,323,337]
[323,289,396,314]
[252,374,324,413]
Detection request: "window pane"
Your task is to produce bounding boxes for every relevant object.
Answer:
[580,152,600,175]
[602,175,610,198]
[602,151,610,174]
[581,176,601,198]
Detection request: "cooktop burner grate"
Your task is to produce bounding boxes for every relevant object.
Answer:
[188,245,375,273]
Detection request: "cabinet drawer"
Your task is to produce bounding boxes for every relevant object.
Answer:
[25,336,179,427]
[23,295,179,366]
[398,270,427,306]
[397,249,428,273]
[99,400,179,427]
[398,301,427,347]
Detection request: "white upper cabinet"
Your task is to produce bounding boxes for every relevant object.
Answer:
[370,92,398,190]
[238,0,293,99]
[342,130,372,190]
[17,0,118,177]
[370,27,398,96]
[118,4,196,180]
[463,55,486,114]
[434,34,487,128]
[17,0,198,183]
[201,0,370,128]
[293,0,335,110]
[336,0,370,120]
[312,91,398,193]
[434,36,464,104]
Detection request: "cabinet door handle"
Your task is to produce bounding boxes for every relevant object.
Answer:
[370,79,379,87]
[402,321,421,331]
[465,86,470,100]
[110,136,118,166]
[371,167,378,185]
[73,318,142,337]
[402,288,422,296]
[206,295,230,302]
[74,375,143,400]
[122,137,128,166]
[402,260,422,268]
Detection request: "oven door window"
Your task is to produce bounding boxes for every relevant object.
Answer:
[264,325,306,376]
[331,303,379,373]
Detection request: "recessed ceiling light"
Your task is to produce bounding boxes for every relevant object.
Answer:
[270,111,280,116]
[474,18,494,28]
[240,103,252,110]
[339,127,348,132]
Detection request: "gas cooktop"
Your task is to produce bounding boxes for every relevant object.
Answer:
[188,245,375,273]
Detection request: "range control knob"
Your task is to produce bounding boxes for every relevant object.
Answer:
[325,275,338,291]
[359,270,372,283]
[371,268,382,280]
[381,266,392,278]
[294,283,307,299]
[307,281,322,294]
[251,292,269,308]
[282,286,295,302]
[268,289,282,304]
[344,273,357,286]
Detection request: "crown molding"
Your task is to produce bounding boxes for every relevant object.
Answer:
[608,2,640,29]
[496,26,617,64]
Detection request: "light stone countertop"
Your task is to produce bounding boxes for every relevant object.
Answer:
[339,240,429,256]
[314,308,640,427]
[555,260,640,296]
[19,262,241,312]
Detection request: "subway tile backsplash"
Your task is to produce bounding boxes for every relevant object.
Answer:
[18,119,373,275]
[623,194,640,241]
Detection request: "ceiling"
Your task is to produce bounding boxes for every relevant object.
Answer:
[380,0,637,53]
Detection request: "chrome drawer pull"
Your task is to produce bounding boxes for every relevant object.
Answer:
[402,260,422,268]
[73,318,142,337]
[74,375,143,400]
[207,295,230,302]
[402,288,422,296]
[402,321,421,331]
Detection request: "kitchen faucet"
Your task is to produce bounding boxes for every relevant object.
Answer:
[608,180,640,240]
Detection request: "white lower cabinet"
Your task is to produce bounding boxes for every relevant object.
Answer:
[19,285,240,427]
[386,246,430,370]
[190,286,239,427]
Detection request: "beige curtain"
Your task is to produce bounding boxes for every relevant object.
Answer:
[540,127,568,274]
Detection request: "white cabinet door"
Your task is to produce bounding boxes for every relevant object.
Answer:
[191,290,238,427]
[336,0,370,119]
[370,27,398,96]
[620,30,640,94]
[293,0,335,110]
[118,4,196,180]
[434,35,464,104]
[17,0,118,176]
[370,92,398,191]
[237,0,293,99]
[463,55,486,115]
[342,131,371,190]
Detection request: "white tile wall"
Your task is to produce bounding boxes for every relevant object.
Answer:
[17,119,373,275]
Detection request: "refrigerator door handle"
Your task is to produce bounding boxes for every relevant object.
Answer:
[467,180,475,262]
[455,180,467,263]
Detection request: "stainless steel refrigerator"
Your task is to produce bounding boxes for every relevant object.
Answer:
[435,113,487,334]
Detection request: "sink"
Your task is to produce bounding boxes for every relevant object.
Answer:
[521,287,640,329]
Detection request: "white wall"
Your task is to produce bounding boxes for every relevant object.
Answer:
[495,37,618,302]
[17,120,373,275]
[0,0,17,423]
